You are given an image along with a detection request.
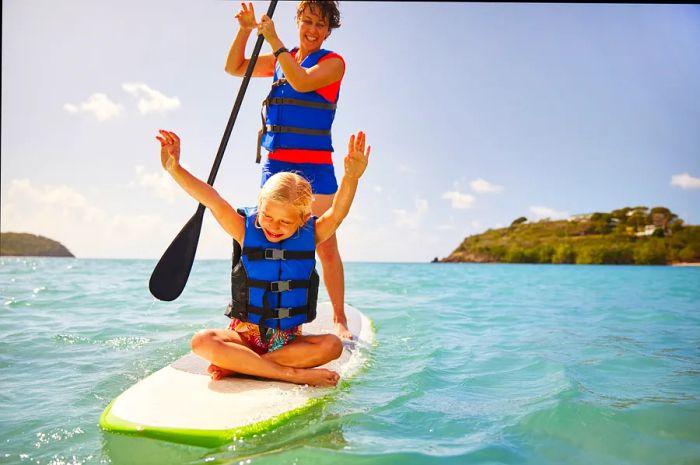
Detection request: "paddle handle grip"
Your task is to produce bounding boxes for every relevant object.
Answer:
[205,0,279,186]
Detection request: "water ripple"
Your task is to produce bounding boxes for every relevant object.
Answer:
[1,260,699,465]
[52,334,151,351]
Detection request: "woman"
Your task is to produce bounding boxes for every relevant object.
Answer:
[225,1,352,339]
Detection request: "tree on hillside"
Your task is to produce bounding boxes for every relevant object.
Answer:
[510,217,527,227]
[439,206,700,265]
[611,207,632,224]
[627,207,649,231]
[650,206,678,233]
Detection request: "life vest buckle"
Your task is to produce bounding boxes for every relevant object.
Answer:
[264,248,286,260]
[276,307,291,319]
[270,280,291,292]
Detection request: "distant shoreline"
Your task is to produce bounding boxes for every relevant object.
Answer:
[0,232,74,257]
[671,262,700,267]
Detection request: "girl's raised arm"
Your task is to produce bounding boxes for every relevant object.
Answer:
[315,131,370,244]
[157,130,245,243]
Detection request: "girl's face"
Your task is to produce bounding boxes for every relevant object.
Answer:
[257,198,307,243]
[297,5,329,51]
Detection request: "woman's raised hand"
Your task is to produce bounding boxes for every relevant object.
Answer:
[344,131,371,180]
[156,130,181,172]
[235,2,257,31]
[257,14,280,44]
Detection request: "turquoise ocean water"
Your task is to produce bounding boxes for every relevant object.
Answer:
[1,258,699,465]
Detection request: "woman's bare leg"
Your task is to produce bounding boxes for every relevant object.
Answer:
[313,194,352,339]
[191,329,339,386]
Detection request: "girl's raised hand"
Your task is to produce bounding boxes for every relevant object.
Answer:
[156,129,180,172]
[344,131,371,180]
[235,2,257,31]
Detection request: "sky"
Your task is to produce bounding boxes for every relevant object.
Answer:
[2,1,700,262]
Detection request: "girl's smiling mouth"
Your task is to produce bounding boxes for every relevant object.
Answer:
[264,229,284,240]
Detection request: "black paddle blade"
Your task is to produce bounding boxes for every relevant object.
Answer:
[149,207,205,301]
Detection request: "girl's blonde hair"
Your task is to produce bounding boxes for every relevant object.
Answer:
[258,172,314,222]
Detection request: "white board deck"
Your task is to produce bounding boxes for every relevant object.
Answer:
[100,303,373,448]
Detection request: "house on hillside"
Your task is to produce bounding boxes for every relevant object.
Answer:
[636,225,658,237]
[567,214,592,222]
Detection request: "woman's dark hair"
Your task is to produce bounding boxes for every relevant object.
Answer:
[296,1,341,34]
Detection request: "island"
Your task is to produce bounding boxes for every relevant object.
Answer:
[438,206,700,265]
[0,232,75,257]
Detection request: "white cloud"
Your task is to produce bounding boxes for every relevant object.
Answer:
[345,206,367,223]
[122,82,181,115]
[529,205,569,220]
[338,217,441,262]
[470,178,503,194]
[442,190,475,209]
[0,179,178,258]
[671,172,700,190]
[132,165,180,203]
[199,211,237,259]
[63,93,123,121]
[397,164,416,174]
[392,198,428,229]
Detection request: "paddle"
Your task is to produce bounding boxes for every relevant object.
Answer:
[149,0,279,301]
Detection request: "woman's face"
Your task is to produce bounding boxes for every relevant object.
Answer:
[297,5,330,51]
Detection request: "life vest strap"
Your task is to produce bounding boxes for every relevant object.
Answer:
[256,91,333,163]
[247,278,310,292]
[242,247,315,261]
[258,124,332,163]
[248,305,308,320]
[271,78,287,88]
[266,125,331,136]
[264,97,337,110]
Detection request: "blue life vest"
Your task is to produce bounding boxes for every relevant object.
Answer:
[256,48,339,162]
[225,207,319,337]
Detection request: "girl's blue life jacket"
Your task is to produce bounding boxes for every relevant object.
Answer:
[256,48,339,163]
[225,207,319,341]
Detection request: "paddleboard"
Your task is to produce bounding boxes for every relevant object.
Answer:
[99,303,373,448]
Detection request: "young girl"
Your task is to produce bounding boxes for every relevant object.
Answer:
[225,1,354,340]
[156,129,370,387]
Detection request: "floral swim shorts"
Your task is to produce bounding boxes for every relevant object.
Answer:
[228,318,301,355]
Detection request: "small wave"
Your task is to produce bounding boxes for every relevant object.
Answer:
[53,334,92,345]
[46,455,93,465]
[510,397,700,464]
[2,296,33,307]
[103,336,150,351]
[53,334,150,351]
[34,427,84,449]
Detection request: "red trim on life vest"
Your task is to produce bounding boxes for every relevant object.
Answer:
[277,49,344,103]
[314,52,344,103]
[268,148,333,165]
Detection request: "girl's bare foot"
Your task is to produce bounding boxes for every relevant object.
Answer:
[290,367,340,387]
[207,363,236,381]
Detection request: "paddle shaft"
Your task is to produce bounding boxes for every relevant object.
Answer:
[149,0,278,301]
[206,0,278,186]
